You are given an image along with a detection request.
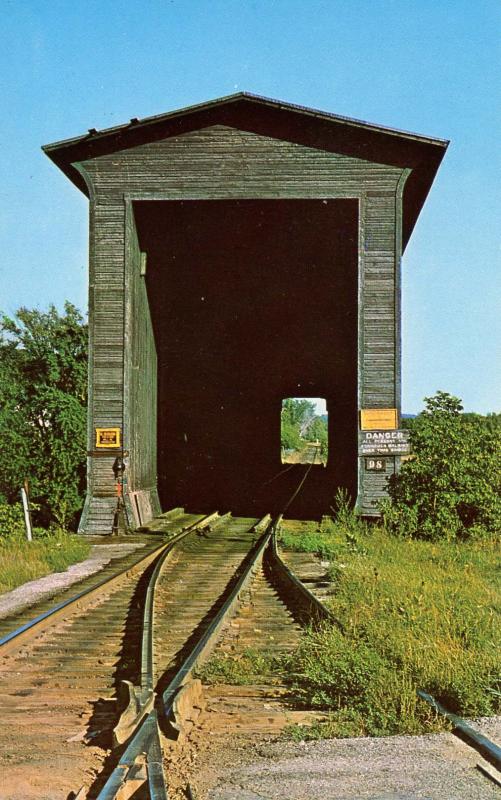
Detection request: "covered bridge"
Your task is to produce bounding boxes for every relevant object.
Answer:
[43,93,448,533]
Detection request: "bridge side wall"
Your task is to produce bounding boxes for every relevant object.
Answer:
[124,205,161,526]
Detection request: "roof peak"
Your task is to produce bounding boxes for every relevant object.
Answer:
[42,92,448,251]
[43,91,449,153]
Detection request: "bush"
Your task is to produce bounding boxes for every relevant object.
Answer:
[196,648,287,685]
[0,501,25,538]
[289,625,439,737]
[280,490,367,560]
[382,392,500,539]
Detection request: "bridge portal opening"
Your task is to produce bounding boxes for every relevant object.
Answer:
[133,198,358,519]
[281,398,328,465]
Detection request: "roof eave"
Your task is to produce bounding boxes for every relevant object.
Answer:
[42,91,449,156]
[42,93,449,241]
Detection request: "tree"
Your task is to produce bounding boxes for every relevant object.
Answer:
[281,398,316,450]
[304,415,328,459]
[382,391,500,539]
[0,304,88,529]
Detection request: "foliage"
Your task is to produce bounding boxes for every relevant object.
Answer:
[0,526,90,593]
[0,499,47,540]
[381,391,500,540]
[282,398,316,430]
[304,415,328,458]
[281,398,314,450]
[0,303,88,528]
[281,398,328,459]
[0,501,26,538]
[282,520,500,737]
[280,418,302,452]
[279,490,365,561]
[280,527,338,562]
[196,648,287,685]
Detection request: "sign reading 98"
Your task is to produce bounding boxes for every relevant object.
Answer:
[365,457,386,471]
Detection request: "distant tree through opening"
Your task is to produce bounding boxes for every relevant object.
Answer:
[281,398,328,465]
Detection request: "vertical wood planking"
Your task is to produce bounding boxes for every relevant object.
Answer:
[125,203,159,525]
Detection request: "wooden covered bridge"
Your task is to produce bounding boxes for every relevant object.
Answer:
[43,93,447,533]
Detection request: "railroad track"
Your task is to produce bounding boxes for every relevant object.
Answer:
[1,502,498,799]
[282,441,322,465]
[0,523,193,643]
[179,527,500,799]
[0,508,325,799]
[0,509,220,798]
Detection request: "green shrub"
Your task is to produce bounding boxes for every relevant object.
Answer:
[290,626,443,736]
[280,527,339,561]
[0,500,46,540]
[197,648,287,685]
[382,392,500,540]
[280,491,367,561]
[304,415,328,459]
[0,501,25,538]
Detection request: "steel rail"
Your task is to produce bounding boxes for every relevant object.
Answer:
[95,508,348,800]
[159,515,271,716]
[142,511,222,693]
[0,510,214,657]
[96,514,272,800]
[269,515,343,630]
[110,511,221,749]
[281,451,318,514]
[417,690,501,771]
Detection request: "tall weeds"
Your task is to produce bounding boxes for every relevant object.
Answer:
[283,517,500,737]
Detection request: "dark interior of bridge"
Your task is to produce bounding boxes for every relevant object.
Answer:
[134,198,358,518]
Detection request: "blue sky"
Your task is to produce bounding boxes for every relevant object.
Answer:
[1,0,499,413]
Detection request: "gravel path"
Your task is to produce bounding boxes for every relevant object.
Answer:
[0,541,145,619]
[202,726,501,799]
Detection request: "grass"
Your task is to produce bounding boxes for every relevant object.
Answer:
[0,530,91,593]
[196,647,288,685]
[280,527,339,561]
[280,516,500,738]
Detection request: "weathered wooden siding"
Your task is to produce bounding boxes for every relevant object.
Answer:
[78,195,126,533]
[124,207,160,526]
[77,124,406,530]
[358,192,397,513]
[84,125,402,197]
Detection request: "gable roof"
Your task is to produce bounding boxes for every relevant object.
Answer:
[42,92,448,248]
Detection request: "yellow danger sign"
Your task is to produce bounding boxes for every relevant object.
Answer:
[360,408,398,431]
[95,427,121,448]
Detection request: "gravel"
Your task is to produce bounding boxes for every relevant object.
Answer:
[0,541,145,619]
[203,728,501,799]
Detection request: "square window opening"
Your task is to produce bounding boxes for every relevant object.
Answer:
[281,398,328,465]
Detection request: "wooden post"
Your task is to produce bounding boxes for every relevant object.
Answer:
[20,484,33,542]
